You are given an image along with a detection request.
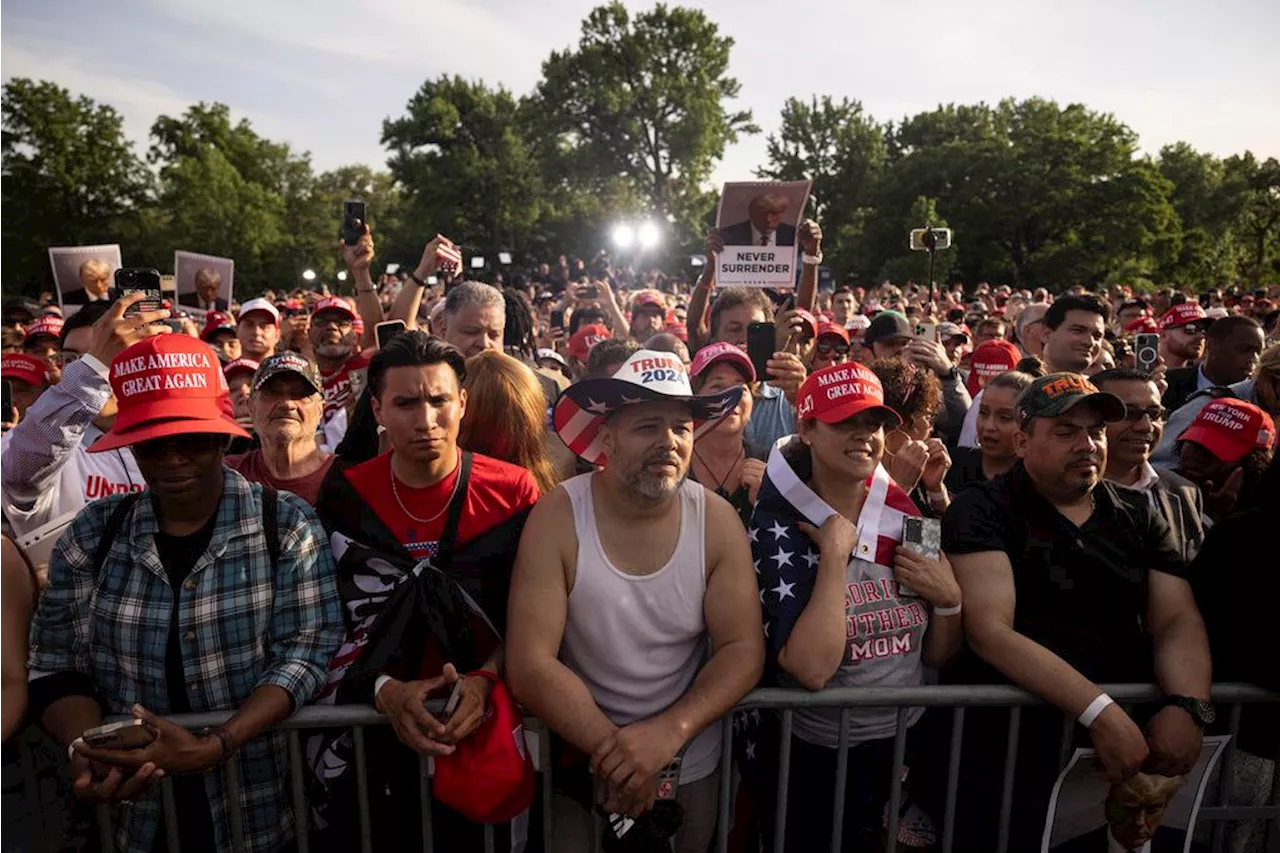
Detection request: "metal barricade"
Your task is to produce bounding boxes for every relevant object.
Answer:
[8,683,1278,853]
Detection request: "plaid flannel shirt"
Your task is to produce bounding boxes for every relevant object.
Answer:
[29,467,344,853]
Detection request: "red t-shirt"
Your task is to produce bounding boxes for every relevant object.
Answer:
[343,450,540,560]
[320,351,372,423]
[225,450,334,506]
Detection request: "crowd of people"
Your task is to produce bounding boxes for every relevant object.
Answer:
[1,217,1278,853]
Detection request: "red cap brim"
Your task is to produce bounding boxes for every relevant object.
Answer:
[807,398,902,428]
[89,415,249,453]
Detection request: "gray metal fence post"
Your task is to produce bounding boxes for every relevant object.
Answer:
[995,706,1021,853]
[223,755,248,853]
[884,707,910,853]
[940,706,964,853]
[418,754,435,853]
[772,709,794,853]
[287,730,309,853]
[160,777,182,853]
[829,708,852,853]
[352,726,373,853]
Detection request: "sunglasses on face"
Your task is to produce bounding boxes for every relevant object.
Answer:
[1177,323,1208,336]
[1121,406,1167,423]
[816,341,850,357]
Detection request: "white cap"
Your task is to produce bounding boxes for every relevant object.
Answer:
[1206,306,1229,320]
[238,297,280,325]
[536,348,567,367]
[846,314,871,332]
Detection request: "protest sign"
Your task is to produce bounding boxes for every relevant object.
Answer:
[174,251,235,320]
[49,245,123,315]
[715,180,811,287]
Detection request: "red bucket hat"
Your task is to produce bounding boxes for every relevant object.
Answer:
[966,340,1022,397]
[796,362,901,427]
[1178,398,1275,464]
[89,335,249,453]
[2,353,49,387]
[1159,302,1208,331]
[432,672,535,824]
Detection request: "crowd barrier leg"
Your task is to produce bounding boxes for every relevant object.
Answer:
[286,731,309,853]
[939,706,964,853]
[1057,711,1075,770]
[160,776,181,853]
[1213,703,1245,853]
[884,707,910,853]
[352,726,373,853]
[417,754,434,853]
[995,706,1021,853]
[771,708,793,853]
[591,807,602,853]
[715,717,732,853]
[224,755,247,853]
[1267,756,1279,853]
[829,708,851,853]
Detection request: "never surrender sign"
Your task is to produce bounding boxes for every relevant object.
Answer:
[715,179,811,287]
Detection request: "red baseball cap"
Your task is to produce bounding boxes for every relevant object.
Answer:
[792,309,818,339]
[23,316,64,346]
[690,341,756,384]
[816,321,850,345]
[1124,316,1160,335]
[201,311,238,342]
[566,323,611,362]
[432,672,534,823]
[312,296,356,321]
[223,358,260,380]
[89,335,249,453]
[1179,398,1275,464]
[1159,302,1208,331]
[2,353,48,387]
[796,362,901,427]
[966,340,1022,397]
[630,291,665,315]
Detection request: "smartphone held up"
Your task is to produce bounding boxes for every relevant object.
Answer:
[115,268,163,316]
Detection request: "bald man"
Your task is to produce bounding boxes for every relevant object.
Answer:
[720,193,798,247]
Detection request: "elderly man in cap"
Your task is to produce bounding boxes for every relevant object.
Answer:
[943,373,1211,850]
[236,297,281,362]
[226,352,332,506]
[28,333,342,853]
[508,349,764,852]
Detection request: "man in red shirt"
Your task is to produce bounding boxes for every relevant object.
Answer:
[314,330,538,847]
[309,296,370,424]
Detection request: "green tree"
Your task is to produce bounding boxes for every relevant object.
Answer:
[1222,154,1280,286]
[536,2,757,243]
[383,75,545,266]
[874,197,957,284]
[2,78,153,295]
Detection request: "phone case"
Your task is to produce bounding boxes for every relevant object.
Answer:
[899,517,942,599]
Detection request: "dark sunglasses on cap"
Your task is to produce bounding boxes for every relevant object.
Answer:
[1121,405,1167,423]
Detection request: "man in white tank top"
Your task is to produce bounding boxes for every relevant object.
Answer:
[507,349,765,852]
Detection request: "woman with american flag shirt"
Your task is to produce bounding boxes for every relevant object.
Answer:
[738,362,964,851]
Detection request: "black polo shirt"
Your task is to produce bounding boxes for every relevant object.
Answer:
[943,462,1186,683]
[944,446,988,496]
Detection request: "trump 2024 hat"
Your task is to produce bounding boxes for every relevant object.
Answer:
[554,348,743,465]
[1179,398,1275,464]
[89,335,250,453]
[1016,372,1126,425]
[795,362,901,427]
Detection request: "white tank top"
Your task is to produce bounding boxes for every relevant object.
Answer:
[559,473,721,783]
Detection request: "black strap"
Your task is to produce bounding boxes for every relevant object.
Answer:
[93,493,144,576]
[262,485,279,571]
[433,451,472,572]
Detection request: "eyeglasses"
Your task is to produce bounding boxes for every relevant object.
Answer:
[815,341,850,356]
[1121,406,1166,423]
[1177,323,1209,336]
[316,316,354,330]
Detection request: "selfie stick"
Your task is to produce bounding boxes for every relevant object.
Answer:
[922,225,938,293]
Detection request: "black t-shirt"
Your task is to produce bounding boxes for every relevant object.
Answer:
[688,440,768,527]
[942,463,1186,683]
[944,446,988,496]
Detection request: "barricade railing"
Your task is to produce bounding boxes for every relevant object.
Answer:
[10,683,1279,853]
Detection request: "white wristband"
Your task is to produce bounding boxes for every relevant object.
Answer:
[374,675,394,701]
[933,603,962,617]
[1078,693,1114,728]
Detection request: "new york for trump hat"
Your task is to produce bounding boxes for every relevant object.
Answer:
[554,348,743,464]
[966,340,1022,397]
[23,316,63,346]
[1159,302,1208,331]
[1016,372,1126,425]
[2,353,48,387]
[1178,398,1275,464]
[89,335,249,452]
[795,362,901,426]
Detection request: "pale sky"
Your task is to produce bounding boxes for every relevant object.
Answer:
[4,0,1278,191]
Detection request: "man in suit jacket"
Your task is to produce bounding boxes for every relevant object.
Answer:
[60,258,116,307]
[1161,316,1265,412]
[720,192,798,247]
[178,267,230,312]
[1096,368,1208,560]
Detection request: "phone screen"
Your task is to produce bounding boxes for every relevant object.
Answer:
[114,268,162,315]
[549,309,565,329]
[342,200,366,246]
[747,322,776,383]
[375,320,407,350]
